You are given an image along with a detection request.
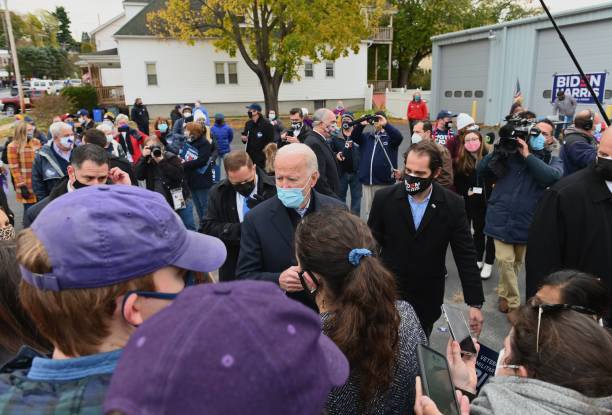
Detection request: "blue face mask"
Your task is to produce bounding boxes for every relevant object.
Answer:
[158,123,168,133]
[415,96,421,102]
[530,134,545,151]
[276,177,311,209]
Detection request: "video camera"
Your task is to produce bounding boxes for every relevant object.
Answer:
[342,114,381,130]
[504,115,541,140]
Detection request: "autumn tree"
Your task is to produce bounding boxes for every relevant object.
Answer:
[392,0,538,87]
[147,0,383,112]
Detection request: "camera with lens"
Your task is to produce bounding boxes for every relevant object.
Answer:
[504,115,541,140]
[150,145,163,158]
[342,114,380,130]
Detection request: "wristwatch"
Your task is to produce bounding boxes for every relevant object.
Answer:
[468,304,483,309]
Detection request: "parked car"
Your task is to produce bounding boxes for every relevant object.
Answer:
[1,89,45,115]
[69,79,82,87]
[54,80,66,92]
[30,79,56,95]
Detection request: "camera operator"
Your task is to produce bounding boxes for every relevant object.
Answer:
[279,108,311,148]
[560,109,600,176]
[135,136,196,230]
[351,111,404,219]
[331,113,362,215]
[477,122,563,313]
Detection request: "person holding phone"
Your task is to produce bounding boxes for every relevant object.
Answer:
[295,209,427,414]
[415,303,612,415]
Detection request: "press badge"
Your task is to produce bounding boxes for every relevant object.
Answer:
[472,187,483,194]
[170,188,186,210]
[257,132,263,138]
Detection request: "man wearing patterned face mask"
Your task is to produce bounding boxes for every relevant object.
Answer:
[32,121,74,200]
[527,127,612,326]
[368,140,485,336]
[280,108,311,148]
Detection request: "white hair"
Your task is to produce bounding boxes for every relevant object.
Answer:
[276,143,318,174]
[312,108,334,128]
[49,121,72,138]
[115,114,129,125]
[96,123,113,134]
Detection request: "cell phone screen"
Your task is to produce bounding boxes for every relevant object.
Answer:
[442,304,477,355]
[417,344,460,415]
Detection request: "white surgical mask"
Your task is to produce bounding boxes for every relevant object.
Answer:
[60,135,74,148]
[269,113,276,120]
[411,132,423,144]
[106,134,114,143]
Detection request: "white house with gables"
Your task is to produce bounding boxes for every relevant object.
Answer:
[78,0,394,116]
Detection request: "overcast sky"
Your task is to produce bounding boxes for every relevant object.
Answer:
[12,0,612,40]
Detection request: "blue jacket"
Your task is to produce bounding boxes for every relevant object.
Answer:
[560,127,597,176]
[478,151,563,244]
[32,144,69,200]
[353,123,404,185]
[211,123,234,155]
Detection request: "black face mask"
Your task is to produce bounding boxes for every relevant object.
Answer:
[72,178,88,190]
[215,119,223,125]
[247,111,253,119]
[291,121,303,130]
[118,125,130,133]
[233,180,256,198]
[595,157,612,181]
[404,174,433,195]
[445,121,453,130]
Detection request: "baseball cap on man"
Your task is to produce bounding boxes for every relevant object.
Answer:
[436,110,457,120]
[21,185,227,291]
[104,280,349,415]
[214,112,225,120]
[246,103,262,112]
[77,109,89,117]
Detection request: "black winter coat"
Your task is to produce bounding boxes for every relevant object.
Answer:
[182,136,214,191]
[368,182,485,332]
[303,130,341,198]
[526,164,612,323]
[278,124,312,148]
[135,152,189,209]
[200,167,276,281]
[131,105,150,135]
[242,117,275,169]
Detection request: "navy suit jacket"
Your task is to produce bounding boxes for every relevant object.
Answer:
[236,190,345,305]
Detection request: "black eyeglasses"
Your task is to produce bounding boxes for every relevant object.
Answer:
[298,270,319,295]
[536,303,598,353]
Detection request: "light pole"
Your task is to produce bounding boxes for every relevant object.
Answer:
[4,0,24,113]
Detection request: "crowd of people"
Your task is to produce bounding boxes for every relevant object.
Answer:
[0,93,610,415]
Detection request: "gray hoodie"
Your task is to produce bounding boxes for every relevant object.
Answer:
[470,377,612,415]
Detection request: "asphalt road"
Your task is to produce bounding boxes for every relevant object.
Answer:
[5,121,515,355]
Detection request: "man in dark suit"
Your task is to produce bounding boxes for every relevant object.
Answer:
[279,107,311,148]
[368,140,485,336]
[303,108,341,198]
[201,150,276,281]
[236,143,345,307]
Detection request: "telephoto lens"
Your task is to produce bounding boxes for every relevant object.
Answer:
[151,146,162,158]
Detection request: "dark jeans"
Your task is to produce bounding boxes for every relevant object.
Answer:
[468,204,495,264]
[554,115,573,139]
[177,199,196,231]
[191,188,209,224]
[339,172,362,216]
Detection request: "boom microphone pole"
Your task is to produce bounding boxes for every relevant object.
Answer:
[538,0,610,126]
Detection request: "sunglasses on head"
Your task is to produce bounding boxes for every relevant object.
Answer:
[535,303,598,353]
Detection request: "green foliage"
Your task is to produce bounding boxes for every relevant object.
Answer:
[0,12,26,49]
[392,0,538,87]
[147,0,384,111]
[16,46,74,79]
[61,85,98,112]
[30,94,75,131]
[52,6,76,50]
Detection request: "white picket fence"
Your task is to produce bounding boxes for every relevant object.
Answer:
[385,88,432,119]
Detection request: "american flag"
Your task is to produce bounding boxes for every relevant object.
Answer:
[513,78,522,100]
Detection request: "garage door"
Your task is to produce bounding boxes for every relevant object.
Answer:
[439,40,490,123]
[532,19,612,117]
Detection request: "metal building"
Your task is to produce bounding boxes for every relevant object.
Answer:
[430,2,612,125]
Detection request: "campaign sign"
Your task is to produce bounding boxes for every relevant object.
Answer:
[552,72,607,104]
[475,343,499,393]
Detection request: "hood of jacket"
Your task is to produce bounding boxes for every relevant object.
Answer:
[563,126,593,141]
[471,376,612,415]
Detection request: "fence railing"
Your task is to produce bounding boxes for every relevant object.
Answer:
[371,27,393,42]
[96,85,125,105]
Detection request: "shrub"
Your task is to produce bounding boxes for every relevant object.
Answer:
[29,94,75,131]
[61,85,98,113]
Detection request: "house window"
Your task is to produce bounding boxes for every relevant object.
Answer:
[146,62,157,86]
[543,90,552,99]
[325,61,334,78]
[304,62,314,78]
[474,90,484,98]
[215,62,225,84]
[444,90,452,98]
[464,90,473,98]
[215,62,238,85]
[454,90,462,98]
[605,89,612,100]
[228,63,238,84]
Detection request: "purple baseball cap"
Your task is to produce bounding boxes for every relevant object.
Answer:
[104,281,349,415]
[21,185,226,291]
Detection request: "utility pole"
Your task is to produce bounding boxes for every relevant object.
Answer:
[4,0,24,113]
[0,4,10,79]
